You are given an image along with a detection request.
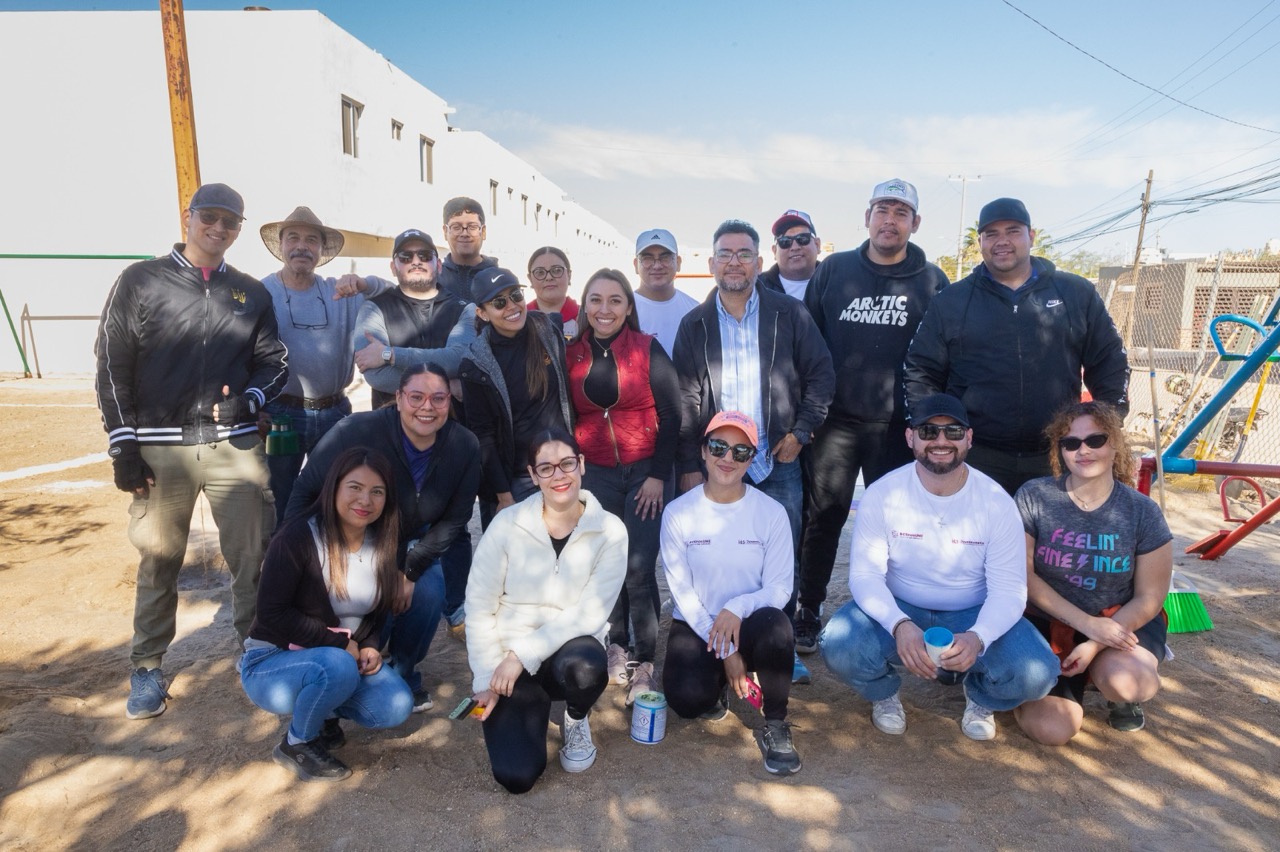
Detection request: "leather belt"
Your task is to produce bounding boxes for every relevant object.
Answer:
[276,393,346,411]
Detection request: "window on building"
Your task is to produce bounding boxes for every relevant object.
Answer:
[391,119,403,140]
[554,212,560,236]
[341,97,363,157]
[521,194,529,225]
[490,180,499,215]
[420,136,434,183]
[535,202,542,231]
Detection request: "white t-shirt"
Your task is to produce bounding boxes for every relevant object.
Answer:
[847,462,1027,649]
[778,275,810,301]
[635,289,699,357]
[661,485,793,641]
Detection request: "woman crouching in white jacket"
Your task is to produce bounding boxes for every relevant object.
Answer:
[465,427,627,793]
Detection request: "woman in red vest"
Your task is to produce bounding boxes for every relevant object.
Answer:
[566,268,679,706]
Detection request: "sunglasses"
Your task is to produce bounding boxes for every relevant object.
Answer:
[193,209,243,230]
[396,249,436,263]
[286,293,328,330]
[488,288,525,310]
[705,437,756,463]
[1060,432,1109,452]
[776,233,814,249]
[532,456,580,479]
[914,423,968,441]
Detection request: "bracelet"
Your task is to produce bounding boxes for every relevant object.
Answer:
[891,617,913,638]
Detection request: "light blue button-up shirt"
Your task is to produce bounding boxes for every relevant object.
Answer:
[715,287,772,483]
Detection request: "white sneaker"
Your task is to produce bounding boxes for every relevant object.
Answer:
[559,713,597,772]
[625,661,656,707]
[606,643,630,685]
[871,694,907,735]
[961,696,996,741]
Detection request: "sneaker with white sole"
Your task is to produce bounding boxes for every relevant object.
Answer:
[126,667,170,720]
[412,688,433,713]
[606,643,630,685]
[961,696,997,741]
[871,694,907,735]
[756,719,802,775]
[559,712,597,772]
[625,661,656,707]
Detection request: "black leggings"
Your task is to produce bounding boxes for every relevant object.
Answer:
[662,608,794,722]
[481,636,607,794]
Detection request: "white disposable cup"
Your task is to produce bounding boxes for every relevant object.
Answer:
[923,626,955,666]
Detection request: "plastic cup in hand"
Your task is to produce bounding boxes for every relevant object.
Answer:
[923,626,955,666]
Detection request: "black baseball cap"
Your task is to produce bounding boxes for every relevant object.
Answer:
[472,267,522,305]
[977,198,1031,232]
[909,393,970,428]
[392,229,437,257]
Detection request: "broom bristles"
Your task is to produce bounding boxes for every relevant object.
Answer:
[1165,589,1214,633]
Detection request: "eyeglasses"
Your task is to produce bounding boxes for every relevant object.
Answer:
[705,437,756,463]
[532,456,581,478]
[776,233,815,249]
[193,209,243,230]
[286,293,328,330]
[488,288,525,310]
[913,423,968,441]
[713,249,758,265]
[1060,432,1109,452]
[637,252,675,268]
[401,391,450,409]
[396,249,436,263]
[447,223,483,236]
[530,265,567,281]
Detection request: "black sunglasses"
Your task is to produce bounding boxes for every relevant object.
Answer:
[489,289,525,310]
[286,293,328,330]
[396,249,436,263]
[705,437,756,463]
[776,233,814,249]
[1060,432,1109,452]
[914,423,967,441]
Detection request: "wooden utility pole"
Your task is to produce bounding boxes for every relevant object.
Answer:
[1119,169,1155,340]
[159,0,201,234]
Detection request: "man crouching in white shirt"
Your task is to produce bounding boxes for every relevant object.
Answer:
[819,394,1058,741]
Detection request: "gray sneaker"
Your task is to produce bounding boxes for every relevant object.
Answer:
[125,667,170,720]
[559,712,597,772]
[607,643,630,685]
[756,719,802,775]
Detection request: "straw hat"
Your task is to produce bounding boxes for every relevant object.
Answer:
[260,206,345,266]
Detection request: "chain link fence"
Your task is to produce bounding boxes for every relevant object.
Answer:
[1100,256,1280,502]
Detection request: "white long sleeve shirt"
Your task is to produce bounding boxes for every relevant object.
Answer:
[848,463,1027,650]
[661,485,793,642]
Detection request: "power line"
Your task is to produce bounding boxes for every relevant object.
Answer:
[1001,0,1280,135]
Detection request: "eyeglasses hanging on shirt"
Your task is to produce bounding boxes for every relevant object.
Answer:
[286,292,329,330]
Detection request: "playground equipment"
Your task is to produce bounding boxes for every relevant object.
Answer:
[1138,295,1280,559]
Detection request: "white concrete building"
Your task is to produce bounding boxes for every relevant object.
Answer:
[0,9,627,375]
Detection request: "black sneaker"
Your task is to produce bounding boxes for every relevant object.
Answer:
[699,685,730,722]
[1107,701,1145,732]
[756,719,802,776]
[319,718,346,750]
[793,608,820,655]
[412,688,433,713]
[272,734,352,782]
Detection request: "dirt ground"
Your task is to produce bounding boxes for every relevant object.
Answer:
[1,375,1278,852]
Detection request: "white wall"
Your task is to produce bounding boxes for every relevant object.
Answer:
[0,9,627,375]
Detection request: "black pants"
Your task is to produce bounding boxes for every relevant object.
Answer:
[797,419,911,613]
[964,442,1052,497]
[662,608,794,722]
[481,636,607,794]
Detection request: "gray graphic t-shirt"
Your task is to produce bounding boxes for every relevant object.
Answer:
[1016,476,1172,614]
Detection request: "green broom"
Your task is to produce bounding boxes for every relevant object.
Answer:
[1165,571,1214,633]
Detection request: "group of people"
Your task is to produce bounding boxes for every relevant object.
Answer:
[94,176,1168,793]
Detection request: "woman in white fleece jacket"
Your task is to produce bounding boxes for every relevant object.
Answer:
[465,427,627,794]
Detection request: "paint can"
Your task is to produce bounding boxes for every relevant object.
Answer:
[630,691,667,744]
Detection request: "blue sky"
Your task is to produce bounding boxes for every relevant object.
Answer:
[9,0,1280,260]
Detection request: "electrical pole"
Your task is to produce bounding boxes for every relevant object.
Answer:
[1120,169,1155,340]
[949,175,981,279]
[160,0,201,236]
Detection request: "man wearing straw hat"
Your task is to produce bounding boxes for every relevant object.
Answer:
[259,206,388,523]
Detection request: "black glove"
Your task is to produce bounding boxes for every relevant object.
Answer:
[403,542,434,583]
[213,389,259,426]
[109,440,154,495]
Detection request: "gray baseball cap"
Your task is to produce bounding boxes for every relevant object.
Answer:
[636,229,678,255]
[869,179,919,213]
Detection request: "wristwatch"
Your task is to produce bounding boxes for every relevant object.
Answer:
[381,347,393,364]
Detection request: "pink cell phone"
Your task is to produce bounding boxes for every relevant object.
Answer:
[744,678,763,711]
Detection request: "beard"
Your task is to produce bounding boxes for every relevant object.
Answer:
[398,270,436,293]
[915,444,966,475]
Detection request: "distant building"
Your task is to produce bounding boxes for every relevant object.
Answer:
[0,9,626,374]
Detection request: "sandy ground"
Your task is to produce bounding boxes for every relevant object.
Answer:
[1,375,1278,852]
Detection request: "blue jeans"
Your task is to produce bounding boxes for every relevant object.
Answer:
[583,460,665,662]
[264,399,352,526]
[819,598,1058,712]
[441,530,472,625]
[379,561,446,693]
[748,456,803,616]
[240,644,412,742]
